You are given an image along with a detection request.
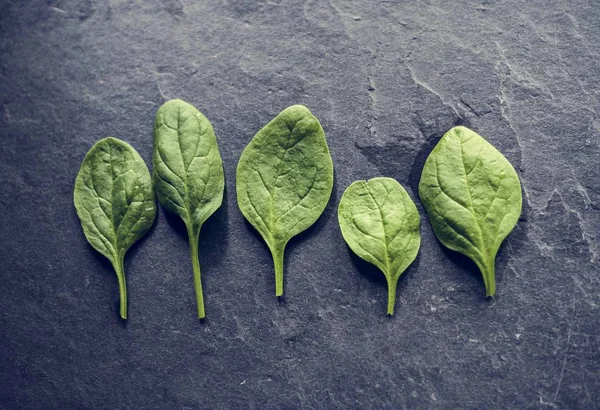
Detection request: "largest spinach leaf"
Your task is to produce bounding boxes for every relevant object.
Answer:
[418,126,522,296]
[153,99,224,319]
[236,105,334,296]
[74,137,156,319]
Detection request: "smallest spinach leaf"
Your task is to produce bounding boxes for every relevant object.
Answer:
[74,137,156,319]
[338,177,421,315]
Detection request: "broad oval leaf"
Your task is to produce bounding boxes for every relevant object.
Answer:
[236,105,334,296]
[338,177,421,315]
[153,99,224,319]
[74,137,156,319]
[418,126,522,296]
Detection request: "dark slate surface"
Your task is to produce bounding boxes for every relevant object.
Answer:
[1,1,599,409]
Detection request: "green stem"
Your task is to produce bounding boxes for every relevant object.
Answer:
[272,247,284,297]
[480,259,496,297]
[114,256,127,320]
[188,228,205,319]
[387,277,398,316]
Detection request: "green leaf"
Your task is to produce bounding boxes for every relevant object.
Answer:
[74,137,157,319]
[418,126,522,296]
[338,177,421,315]
[236,105,334,296]
[153,99,224,319]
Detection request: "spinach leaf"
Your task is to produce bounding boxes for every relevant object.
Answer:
[418,126,522,296]
[74,137,156,319]
[153,99,224,319]
[236,105,334,296]
[338,177,421,315]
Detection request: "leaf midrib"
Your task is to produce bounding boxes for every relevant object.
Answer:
[366,182,391,275]
[432,145,486,263]
[459,138,485,249]
[269,121,299,231]
[106,141,121,259]
[108,140,147,257]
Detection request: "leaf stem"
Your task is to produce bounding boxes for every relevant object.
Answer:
[114,256,127,320]
[187,228,205,319]
[272,247,284,297]
[387,277,398,316]
[482,260,496,297]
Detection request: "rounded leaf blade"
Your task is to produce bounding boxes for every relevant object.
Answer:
[73,137,156,319]
[338,177,421,315]
[236,105,334,296]
[418,126,522,296]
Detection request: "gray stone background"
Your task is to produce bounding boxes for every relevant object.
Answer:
[1,0,599,409]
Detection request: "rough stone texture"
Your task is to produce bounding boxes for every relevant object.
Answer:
[1,1,599,409]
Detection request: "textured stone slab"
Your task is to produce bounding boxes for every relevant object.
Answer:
[0,1,598,408]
